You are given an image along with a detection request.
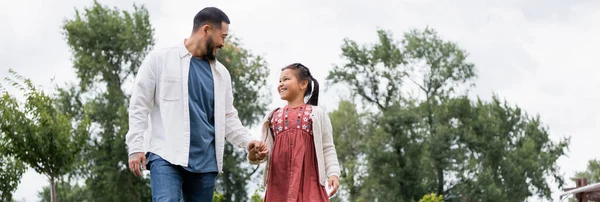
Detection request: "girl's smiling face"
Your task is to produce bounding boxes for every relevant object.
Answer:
[278,68,308,101]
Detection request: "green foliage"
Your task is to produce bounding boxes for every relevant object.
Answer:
[214,36,270,202]
[329,100,368,202]
[38,180,91,202]
[60,1,155,201]
[250,186,265,202]
[55,2,268,201]
[0,2,570,200]
[419,193,443,202]
[213,191,225,202]
[327,28,569,202]
[453,96,569,201]
[327,29,405,110]
[218,36,270,127]
[362,101,428,202]
[402,28,476,98]
[0,70,91,202]
[0,154,25,201]
[574,159,600,183]
[567,159,600,202]
[0,95,26,200]
[62,0,154,92]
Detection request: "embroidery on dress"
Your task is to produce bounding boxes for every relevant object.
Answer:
[304,105,313,134]
[270,106,314,136]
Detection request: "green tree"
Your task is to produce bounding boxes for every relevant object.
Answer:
[215,36,270,201]
[328,100,368,202]
[574,159,600,183]
[38,181,91,202]
[328,27,474,200]
[403,28,476,195]
[328,29,406,110]
[61,1,154,201]
[362,101,428,201]
[0,149,26,201]
[453,96,569,201]
[328,28,569,201]
[59,2,268,201]
[0,70,91,202]
[568,160,600,202]
[0,98,26,201]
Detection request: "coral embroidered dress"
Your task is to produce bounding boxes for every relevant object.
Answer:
[265,104,329,202]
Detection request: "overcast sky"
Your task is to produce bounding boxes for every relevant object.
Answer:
[1,0,599,201]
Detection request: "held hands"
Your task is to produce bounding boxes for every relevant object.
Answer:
[128,152,146,177]
[248,140,268,161]
[328,176,339,197]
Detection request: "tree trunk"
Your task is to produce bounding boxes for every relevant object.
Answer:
[50,175,57,202]
[437,167,444,194]
[426,97,445,194]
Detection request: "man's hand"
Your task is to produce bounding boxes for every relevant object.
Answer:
[128,152,146,177]
[248,140,268,161]
[328,176,339,197]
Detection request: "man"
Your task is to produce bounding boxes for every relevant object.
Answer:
[126,7,268,201]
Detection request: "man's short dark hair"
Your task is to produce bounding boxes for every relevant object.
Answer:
[192,7,230,32]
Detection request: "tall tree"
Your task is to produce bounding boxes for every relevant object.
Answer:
[328,29,406,110]
[453,95,569,201]
[215,36,270,202]
[362,101,428,202]
[328,28,569,201]
[327,29,429,201]
[403,28,476,195]
[0,70,91,202]
[328,100,368,202]
[328,27,475,200]
[61,1,154,201]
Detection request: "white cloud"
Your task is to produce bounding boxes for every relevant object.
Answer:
[1,0,598,201]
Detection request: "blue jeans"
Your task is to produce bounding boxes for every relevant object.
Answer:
[149,157,218,202]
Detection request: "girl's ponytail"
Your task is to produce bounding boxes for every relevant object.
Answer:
[307,77,319,106]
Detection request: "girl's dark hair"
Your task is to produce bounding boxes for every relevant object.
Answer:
[282,63,319,106]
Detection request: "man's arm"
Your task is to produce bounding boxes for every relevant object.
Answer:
[125,52,156,156]
[223,77,253,149]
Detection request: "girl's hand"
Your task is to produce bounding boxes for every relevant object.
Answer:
[254,143,268,160]
[248,143,268,161]
[328,176,339,197]
[248,148,260,161]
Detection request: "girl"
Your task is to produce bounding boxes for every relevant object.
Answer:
[248,63,341,201]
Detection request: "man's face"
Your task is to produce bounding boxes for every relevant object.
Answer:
[204,22,228,61]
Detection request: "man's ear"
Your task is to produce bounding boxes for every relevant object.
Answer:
[201,24,211,35]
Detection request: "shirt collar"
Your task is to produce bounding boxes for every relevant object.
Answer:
[178,39,222,75]
[178,40,191,58]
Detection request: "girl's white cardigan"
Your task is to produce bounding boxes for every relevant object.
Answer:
[249,105,341,187]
